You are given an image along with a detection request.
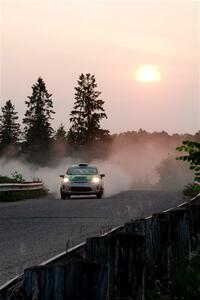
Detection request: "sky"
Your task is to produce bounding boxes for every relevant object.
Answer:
[1,0,200,135]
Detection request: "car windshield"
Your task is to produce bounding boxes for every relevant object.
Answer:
[66,167,98,175]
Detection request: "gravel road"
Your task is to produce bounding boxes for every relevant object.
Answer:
[0,190,185,286]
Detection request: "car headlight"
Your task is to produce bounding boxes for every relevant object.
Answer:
[63,177,69,183]
[92,177,100,184]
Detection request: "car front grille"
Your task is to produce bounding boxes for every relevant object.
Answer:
[70,187,92,192]
[74,181,89,184]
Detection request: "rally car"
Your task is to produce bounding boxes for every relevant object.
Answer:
[60,163,105,199]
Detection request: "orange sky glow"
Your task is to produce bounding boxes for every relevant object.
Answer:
[1,0,200,134]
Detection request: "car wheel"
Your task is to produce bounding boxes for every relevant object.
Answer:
[60,189,67,200]
[96,189,103,199]
[66,193,71,200]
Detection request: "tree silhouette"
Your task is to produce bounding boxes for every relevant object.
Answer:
[52,123,68,159]
[68,73,109,145]
[0,100,21,155]
[23,77,55,164]
[55,123,67,142]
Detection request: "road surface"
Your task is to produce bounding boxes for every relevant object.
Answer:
[0,190,184,286]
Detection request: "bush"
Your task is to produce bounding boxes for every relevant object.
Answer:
[0,175,16,183]
[150,252,200,299]
[0,172,25,183]
[11,171,25,182]
[183,183,200,197]
[171,252,200,299]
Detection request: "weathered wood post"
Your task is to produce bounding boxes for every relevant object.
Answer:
[169,207,190,263]
[109,232,145,300]
[23,260,108,300]
[125,215,171,284]
[143,213,170,298]
[86,232,145,300]
[187,197,200,251]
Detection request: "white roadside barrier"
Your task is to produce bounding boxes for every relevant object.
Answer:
[0,182,43,192]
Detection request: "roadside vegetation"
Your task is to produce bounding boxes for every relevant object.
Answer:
[0,171,25,183]
[176,140,200,197]
[183,182,200,197]
[0,189,47,202]
[0,176,16,184]
[151,251,200,300]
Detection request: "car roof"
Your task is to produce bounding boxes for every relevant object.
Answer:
[69,164,97,169]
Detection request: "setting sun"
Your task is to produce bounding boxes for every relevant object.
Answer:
[135,65,162,83]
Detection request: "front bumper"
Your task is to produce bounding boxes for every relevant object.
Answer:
[61,182,102,195]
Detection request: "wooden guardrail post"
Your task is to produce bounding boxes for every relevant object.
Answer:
[145,213,170,281]
[123,214,171,285]
[169,207,190,263]
[23,260,108,300]
[86,232,145,300]
[187,199,200,251]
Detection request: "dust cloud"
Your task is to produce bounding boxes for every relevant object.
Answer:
[0,157,132,197]
[0,137,193,198]
[0,157,72,197]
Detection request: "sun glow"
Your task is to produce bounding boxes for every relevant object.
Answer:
[135,65,162,82]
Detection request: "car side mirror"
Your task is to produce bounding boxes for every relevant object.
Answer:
[60,175,64,179]
[100,174,105,178]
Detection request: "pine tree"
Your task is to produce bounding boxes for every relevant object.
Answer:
[55,123,67,142]
[23,77,55,164]
[0,100,21,155]
[68,73,109,145]
[52,123,68,159]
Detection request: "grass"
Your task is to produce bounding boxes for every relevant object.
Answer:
[0,189,48,202]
